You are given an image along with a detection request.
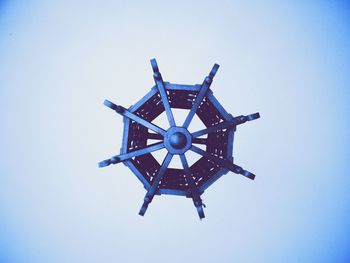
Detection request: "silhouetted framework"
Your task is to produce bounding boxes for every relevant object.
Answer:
[99,59,260,219]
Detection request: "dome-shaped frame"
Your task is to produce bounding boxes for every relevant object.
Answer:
[99,59,260,219]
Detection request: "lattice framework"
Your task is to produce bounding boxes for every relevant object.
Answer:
[99,59,260,219]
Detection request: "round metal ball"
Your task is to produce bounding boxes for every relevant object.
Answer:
[169,132,187,149]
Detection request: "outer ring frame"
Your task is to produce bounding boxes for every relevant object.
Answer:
[121,82,235,196]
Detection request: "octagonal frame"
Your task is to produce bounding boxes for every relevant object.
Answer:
[99,58,260,219]
[121,83,235,197]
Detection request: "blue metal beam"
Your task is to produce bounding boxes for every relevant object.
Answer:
[182,63,220,128]
[151,58,176,127]
[139,152,173,216]
[192,121,235,138]
[192,112,260,138]
[104,99,166,136]
[180,154,205,219]
[190,145,255,180]
[148,132,207,145]
[98,142,165,168]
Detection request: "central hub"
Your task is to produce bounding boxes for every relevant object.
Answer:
[164,127,192,154]
[169,132,187,149]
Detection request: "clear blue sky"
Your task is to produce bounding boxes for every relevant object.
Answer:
[0,1,349,262]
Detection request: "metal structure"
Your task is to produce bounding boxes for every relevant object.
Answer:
[99,59,260,219]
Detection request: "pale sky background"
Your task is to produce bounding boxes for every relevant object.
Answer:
[0,1,350,262]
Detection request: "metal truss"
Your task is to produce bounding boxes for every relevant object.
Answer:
[99,59,260,219]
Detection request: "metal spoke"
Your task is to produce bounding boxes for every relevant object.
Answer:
[104,99,166,136]
[151,58,176,127]
[190,145,255,180]
[192,121,233,138]
[192,138,207,144]
[183,63,219,128]
[192,113,260,138]
[99,142,164,168]
[146,132,211,143]
[147,132,163,140]
[139,152,173,216]
[180,154,205,219]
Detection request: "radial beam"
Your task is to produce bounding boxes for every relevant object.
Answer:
[180,154,205,219]
[192,112,260,138]
[183,63,220,128]
[104,99,166,136]
[192,138,208,144]
[147,132,207,144]
[190,145,255,180]
[151,59,176,127]
[192,121,234,138]
[98,142,165,168]
[139,152,173,216]
[147,132,163,140]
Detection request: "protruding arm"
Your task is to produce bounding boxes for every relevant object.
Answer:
[98,142,165,168]
[192,112,260,138]
[180,154,205,219]
[183,63,220,128]
[139,152,173,216]
[151,59,176,127]
[190,145,255,180]
[104,99,166,136]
